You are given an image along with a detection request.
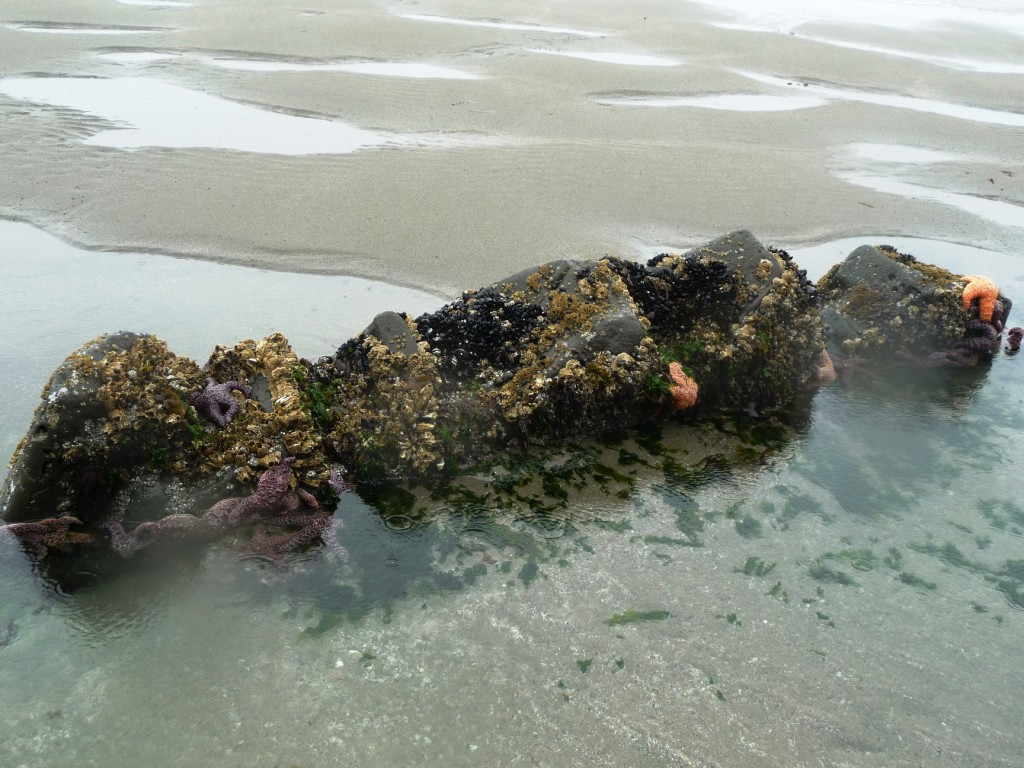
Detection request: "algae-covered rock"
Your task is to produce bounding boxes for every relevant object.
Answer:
[0,331,332,525]
[324,230,824,478]
[817,244,1011,360]
[1,332,204,523]
[8,230,1001,536]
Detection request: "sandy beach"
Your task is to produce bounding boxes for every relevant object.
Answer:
[0,0,1021,297]
[2,2,1024,768]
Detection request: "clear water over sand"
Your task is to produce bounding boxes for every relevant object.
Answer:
[1,1,1022,766]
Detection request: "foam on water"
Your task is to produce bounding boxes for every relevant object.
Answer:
[6,23,166,35]
[738,71,1024,126]
[689,0,1024,36]
[841,176,1024,228]
[0,76,488,154]
[596,93,826,111]
[399,13,606,38]
[525,49,678,67]
[205,57,482,80]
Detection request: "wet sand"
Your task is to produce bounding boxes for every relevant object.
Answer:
[0,0,1022,297]
[2,3,1024,768]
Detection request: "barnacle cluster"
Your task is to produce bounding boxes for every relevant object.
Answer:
[68,334,204,474]
[633,240,822,413]
[330,325,446,479]
[817,245,967,357]
[198,333,329,485]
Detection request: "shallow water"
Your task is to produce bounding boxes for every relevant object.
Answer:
[2,0,1023,765]
[2,224,1023,767]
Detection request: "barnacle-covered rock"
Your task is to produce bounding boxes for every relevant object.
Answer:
[0,332,205,523]
[637,230,824,413]
[816,244,1011,359]
[324,229,825,478]
[8,230,998,538]
[197,333,330,485]
[0,332,332,526]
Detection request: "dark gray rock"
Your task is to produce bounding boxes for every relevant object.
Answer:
[1,332,149,523]
[817,244,973,357]
[361,311,420,356]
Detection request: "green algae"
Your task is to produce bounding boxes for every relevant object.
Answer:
[808,562,858,586]
[831,548,877,572]
[734,515,764,539]
[738,556,776,577]
[604,610,672,626]
[519,560,540,588]
[908,541,986,575]
[898,572,938,590]
[766,581,789,602]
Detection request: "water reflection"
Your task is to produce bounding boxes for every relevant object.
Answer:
[5,347,1017,647]
[6,407,809,637]
[3,356,1023,765]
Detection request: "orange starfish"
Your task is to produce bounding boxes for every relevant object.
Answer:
[815,349,837,385]
[667,362,698,411]
[960,274,1000,322]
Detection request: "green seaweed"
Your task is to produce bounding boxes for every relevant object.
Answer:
[673,499,705,544]
[883,547,903,570]
[908,541,986,575]
[734,515,763,539]
[737,556,776,577]
[898,571,937,590]
[519,560,540,587]
[808,562,858,586]
[604,610,672,626]
[996,580,1024,610]
[832,548,877,572]
[766,581,788,602]
[999,559,1024,581]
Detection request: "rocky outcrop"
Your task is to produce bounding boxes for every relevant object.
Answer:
[1,231,1009,555]
[818,243,1012,366]
[323,230,823,478]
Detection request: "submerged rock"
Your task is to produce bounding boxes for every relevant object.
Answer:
[1,231,1010,557]
[817,243,1011,365]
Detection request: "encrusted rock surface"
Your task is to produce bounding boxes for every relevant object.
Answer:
[1,332,329,524]
[326,230,824,478]
[2,231,1006,545]
[817,244,1010,358]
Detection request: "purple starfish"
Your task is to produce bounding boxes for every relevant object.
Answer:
[188,377,252,428]
[106,457,346,562]
[1006,327,1023,353]
[0,516,94,556]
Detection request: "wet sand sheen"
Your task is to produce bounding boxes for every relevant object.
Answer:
[1,1,1023,765]
[0,0,1021,295]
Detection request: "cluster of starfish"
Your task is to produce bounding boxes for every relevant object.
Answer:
[0,516,95,557]
[188,377,252,428]
[955,275,1024,359]
[105,457,348,564]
